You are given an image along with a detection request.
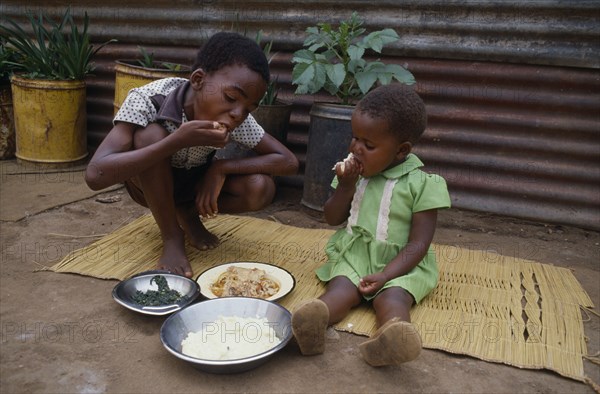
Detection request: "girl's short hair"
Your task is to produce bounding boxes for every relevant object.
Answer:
[192,32,270,83]
[356,84,427,144]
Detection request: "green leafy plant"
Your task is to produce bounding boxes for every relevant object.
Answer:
[136,46,182,71]
[136,46,156,68]
[261,76,279,105]
[0,8,115,80]
[255,31,280,106]
[292,12,415,105]
[0,39,22,84]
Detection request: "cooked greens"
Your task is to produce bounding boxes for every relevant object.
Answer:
[132,275,183,306]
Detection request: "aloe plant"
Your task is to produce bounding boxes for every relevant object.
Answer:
[0,8,115,80]
[136,46,183,71]
[0,39,21,83]
[292,12,415,105]
[255,31,280,106]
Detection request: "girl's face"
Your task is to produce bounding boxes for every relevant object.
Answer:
[349,111,411,178]
[188,64,267,131]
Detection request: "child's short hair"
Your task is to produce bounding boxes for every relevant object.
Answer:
[356,84,427,144]
[192,32,270,83]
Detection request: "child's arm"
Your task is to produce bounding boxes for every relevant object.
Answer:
[323,156,362,225]
[235,132,299,176]
[194,133,299,217]
[358,209,438,296]
[85,120,229,191]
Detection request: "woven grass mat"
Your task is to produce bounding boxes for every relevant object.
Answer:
[49,214,594,381]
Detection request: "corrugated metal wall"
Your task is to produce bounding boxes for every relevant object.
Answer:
[2,1,599,230]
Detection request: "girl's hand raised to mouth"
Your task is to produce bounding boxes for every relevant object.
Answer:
[175,120,231,148]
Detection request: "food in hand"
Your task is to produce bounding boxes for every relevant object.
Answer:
[332,152,355,175]
[210,266,280,299]
[213,121,227,131]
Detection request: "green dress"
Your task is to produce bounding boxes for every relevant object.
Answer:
[316,154,451,303]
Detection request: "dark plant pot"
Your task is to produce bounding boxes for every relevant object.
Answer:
[301,102,354,211]
[0,82,15,160]
[251,100,293,144]
[218,100,293,161]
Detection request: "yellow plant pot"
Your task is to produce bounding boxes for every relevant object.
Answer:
[114,60,190,115]
[11,76,87,164]
[0,83,15,159]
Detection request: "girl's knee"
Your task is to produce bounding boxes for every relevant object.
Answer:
[378,287,414,306]
[322,276,362,307]
[373,287,414,323]
[320,276,362,324]
[244,175,275,210]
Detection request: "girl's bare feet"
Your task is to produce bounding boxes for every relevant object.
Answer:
[157,233,194,278]
[359,318,422,366]
[176,205,220,251]
[292,299,329,355]
[186,219,220,251]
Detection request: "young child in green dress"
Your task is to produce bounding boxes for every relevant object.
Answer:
[292,84,451,366]
[85,32,298,278]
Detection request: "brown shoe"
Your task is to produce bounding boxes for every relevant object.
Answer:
[359,318,422,366]
[291,299,329,355]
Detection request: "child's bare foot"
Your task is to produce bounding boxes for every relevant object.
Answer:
[292,299,329,355]
[187,221,220,251]
[157,236,194,278]
[359,318,422,366]
[176,207,220,251]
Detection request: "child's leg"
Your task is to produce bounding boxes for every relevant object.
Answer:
[218,174,276,213]
[128,124,192,277]
[319,276,363,324]
[359,287,422,366]
[292,276,362,355]
[175,172,275,251]
[174,202,219,251]
[371,286,414,325]
[167,161,222,251]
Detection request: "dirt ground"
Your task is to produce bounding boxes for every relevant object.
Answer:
[1,164,599,394]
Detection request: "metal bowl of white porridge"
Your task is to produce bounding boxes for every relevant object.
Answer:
[160,297,292,373]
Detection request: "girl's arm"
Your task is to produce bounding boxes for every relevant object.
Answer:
[85,120,230,191]
[207,132,299,178]
[358,209,438,296]
[194,133,299,216]
[323,158,362,225]
[85,122,178,190]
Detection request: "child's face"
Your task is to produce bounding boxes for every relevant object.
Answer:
[349,111,410,178]
[189,64,267,131]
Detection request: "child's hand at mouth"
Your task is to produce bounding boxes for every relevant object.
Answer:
[333,153,362,177]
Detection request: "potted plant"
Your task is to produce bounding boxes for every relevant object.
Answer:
[291,12,415,210]
[0,40,20,159]
[113,46,191,114]
[0,8,114,165]
[251,35,293,144]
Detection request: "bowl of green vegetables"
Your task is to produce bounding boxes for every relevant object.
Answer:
[112,271,200,316]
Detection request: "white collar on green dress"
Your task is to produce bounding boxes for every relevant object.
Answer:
[346,154,424,241]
